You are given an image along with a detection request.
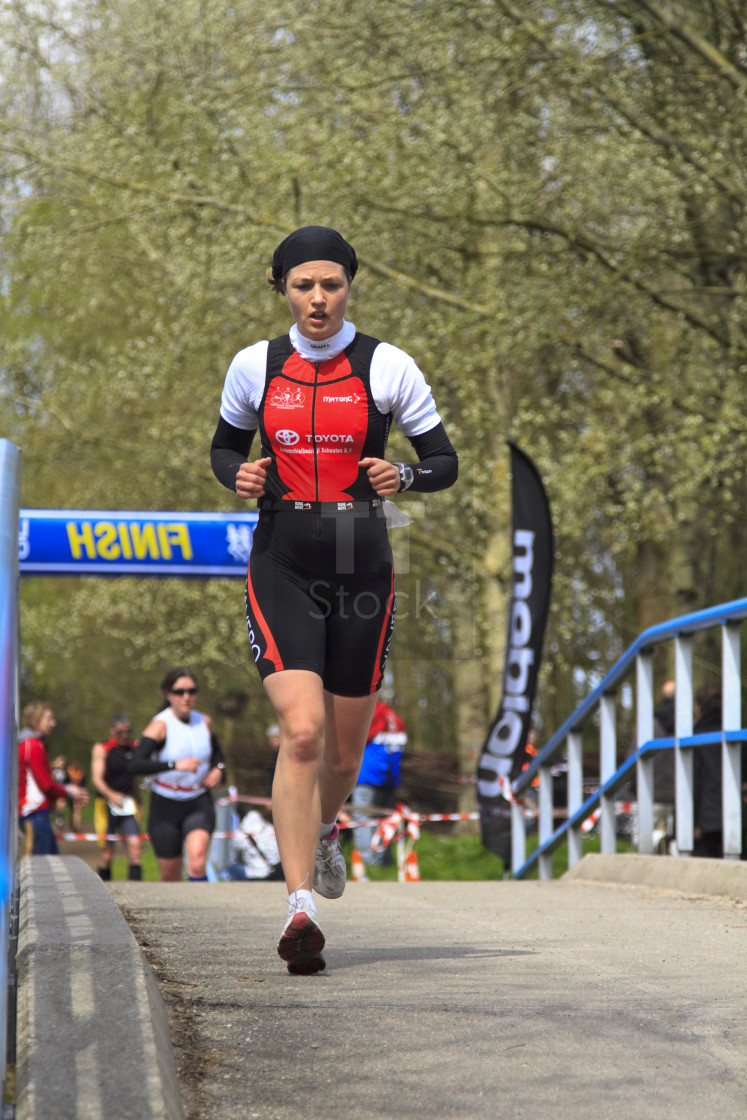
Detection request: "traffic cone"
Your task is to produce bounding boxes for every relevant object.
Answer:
[405,848,420,882]
[351,848,367,881]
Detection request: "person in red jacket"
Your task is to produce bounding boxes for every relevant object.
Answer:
[18,702,88,855]
[352,699,407,868]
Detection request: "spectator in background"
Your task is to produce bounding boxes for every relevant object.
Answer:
[654,680,676,734]
[692,684,724,859]
[50,754,68,830]
[518,729,540,813]
[220,810,283,881]
[623,679,676,849]
[652,679,676,804]
[64,758,87,832]
[50,754,66,785]
[352,698,407,866]
[18,702,88,855]
[91,713,142,881]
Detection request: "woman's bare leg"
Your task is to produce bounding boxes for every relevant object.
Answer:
[264,670,326,896]
[157,856,183,882]
[320,691,378,824]
[184,828,211,878]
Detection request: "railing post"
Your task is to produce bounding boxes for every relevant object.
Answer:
[510,798,526,877]
[600,694,617,853]
[721,622,742,860]
[674,635,694,856]
[210,798,235,876]
[636,650,655,854]
[538,762,554,880]
[567,730,583,867]
[0,440,21,1105]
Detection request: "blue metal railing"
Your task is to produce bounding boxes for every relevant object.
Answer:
[0,441,20,1102]
[511,597,747,879]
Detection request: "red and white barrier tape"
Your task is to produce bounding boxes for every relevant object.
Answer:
[54,799,635,847]
[56,831,244,842]
[580,801,634,833]
[418,812,480,823]
[56,832,150,842]
[215,792,273,809]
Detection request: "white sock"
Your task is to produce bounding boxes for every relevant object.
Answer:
[289,888,315,915]
[320,820,336,839]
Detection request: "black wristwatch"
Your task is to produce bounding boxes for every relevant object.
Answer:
[395,462,415,491]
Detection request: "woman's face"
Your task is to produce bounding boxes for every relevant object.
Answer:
[284,260,351,340]
[167,676,198,721]
[37,708,56,737]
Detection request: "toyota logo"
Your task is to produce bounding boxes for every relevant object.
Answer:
[276,430,300,446]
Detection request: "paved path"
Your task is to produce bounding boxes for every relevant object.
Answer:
[110,861,747,1120]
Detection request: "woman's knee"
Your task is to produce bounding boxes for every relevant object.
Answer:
[185,836,209,876]
[281,721,324,764]
[323,751,362,787]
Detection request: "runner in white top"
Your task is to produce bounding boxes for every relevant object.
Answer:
[128,667,225,882]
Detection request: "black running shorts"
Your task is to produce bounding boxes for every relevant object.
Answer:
[147,791,216,859]
[245,507,395,697]
[106,810,141,838]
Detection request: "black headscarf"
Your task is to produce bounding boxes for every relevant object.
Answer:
[271,226,358,282]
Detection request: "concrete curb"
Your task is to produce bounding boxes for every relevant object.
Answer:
[15,856,184,1120]
[563,851,747,898]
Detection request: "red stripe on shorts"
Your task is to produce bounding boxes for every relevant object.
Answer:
[369,569,395,693]
[246,568,284,672]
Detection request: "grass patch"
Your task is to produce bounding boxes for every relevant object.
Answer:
[109,844,160,882]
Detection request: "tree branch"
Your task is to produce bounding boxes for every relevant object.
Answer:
[1,391,89,439]
[569,343,742,433]
[618,0,747,91]
[505,216,729,347]
[601,91,743,204]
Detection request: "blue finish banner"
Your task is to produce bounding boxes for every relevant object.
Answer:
[18,509,259,577]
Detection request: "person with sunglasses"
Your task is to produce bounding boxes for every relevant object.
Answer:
[211,225,458,973]
[127,667,225,881]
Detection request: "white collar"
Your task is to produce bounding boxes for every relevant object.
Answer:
[289,320,356,361]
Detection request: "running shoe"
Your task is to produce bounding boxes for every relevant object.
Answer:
[313,824,347,899]
[277,900,326,975]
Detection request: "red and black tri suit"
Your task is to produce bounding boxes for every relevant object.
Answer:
[248,333,394,696]
[260,333,391,504]
[211,322,457,698]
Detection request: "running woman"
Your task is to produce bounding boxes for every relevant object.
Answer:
[127,668,225,882]
[210,226,458,973]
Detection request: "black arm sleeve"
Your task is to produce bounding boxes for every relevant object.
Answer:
[210,416,257,492]
[126,736,172,775]
[404,422,458,493]
[209,733,225,769]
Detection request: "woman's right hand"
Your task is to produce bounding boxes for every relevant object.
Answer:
[235,457,272,500]
[174,757,201,774]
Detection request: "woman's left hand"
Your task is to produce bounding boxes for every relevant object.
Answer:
[359,457,401,496]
